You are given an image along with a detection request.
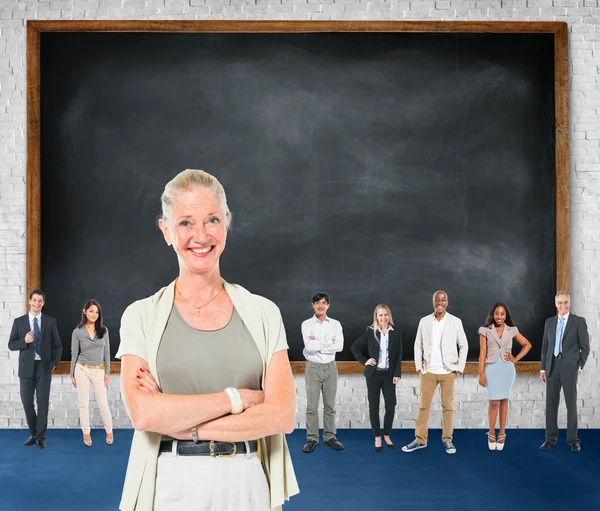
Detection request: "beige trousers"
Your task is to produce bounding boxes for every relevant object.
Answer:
[415,371,456,444]
[154,450,270,511]
[74,363,113,434]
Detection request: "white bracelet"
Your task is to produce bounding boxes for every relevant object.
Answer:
[224,387,243,414]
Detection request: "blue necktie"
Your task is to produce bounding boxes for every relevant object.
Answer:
[33,317,40,355]
[554,316,565,357]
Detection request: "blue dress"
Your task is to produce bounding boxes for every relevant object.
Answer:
[478,325,518,400]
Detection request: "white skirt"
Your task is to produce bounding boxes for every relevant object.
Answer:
[154,449,270,511]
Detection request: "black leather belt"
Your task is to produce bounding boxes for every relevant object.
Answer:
[159,439,258,457]
[376,368,389,372]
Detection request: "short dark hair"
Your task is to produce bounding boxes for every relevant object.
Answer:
[29,289,46,301]
[311,292,330,304]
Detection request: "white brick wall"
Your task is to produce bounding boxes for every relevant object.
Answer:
[0,0,599,431]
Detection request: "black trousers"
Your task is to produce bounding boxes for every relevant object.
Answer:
[545,356,579,445]
[19,361,52,441]
[366,370,397,437]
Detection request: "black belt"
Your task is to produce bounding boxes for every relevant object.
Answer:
[376,368,389,372]
[159,439,258,457]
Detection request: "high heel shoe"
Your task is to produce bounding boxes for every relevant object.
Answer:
[384,439,395,450]
[106,433,114,445]
[496,434,506,451]
[83,434,92,447]
[374,438,382,453]
[487,432,496,451]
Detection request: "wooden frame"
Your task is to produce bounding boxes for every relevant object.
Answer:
[26,21,569,376]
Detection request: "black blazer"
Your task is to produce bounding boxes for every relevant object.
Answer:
[351,326,402,380]
[540,313,590,375]
[8,314,63,378]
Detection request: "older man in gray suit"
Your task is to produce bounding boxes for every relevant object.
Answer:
[540,291,590,452]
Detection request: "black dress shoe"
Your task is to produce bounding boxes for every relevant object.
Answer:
[374,445,382,453]
[325,438,344,450]
[384,441,396,450]
[539,441,554,451]
[23,436,36,447]
[302,440,318,453]
[36,439,47,450]
[570,442,581,453]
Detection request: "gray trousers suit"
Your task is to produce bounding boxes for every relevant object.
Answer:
[540,314,590,445]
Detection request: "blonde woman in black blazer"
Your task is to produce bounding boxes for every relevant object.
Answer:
[352,304,402,452]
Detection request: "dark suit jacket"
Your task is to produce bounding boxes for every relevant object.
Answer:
[8,314,63,378]
[351,327,402,380]
[540,313,590,376]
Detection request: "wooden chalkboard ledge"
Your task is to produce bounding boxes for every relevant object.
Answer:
[55,361,540,376]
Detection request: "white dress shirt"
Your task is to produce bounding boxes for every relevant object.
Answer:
[301,315,344,364]
[377,326,393,369]
[541,312,570,374]
[428,313,451,374]
[28,311,42,360]
[557,312,569,342]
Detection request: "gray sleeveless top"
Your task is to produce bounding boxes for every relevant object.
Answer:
[156,305,263,395]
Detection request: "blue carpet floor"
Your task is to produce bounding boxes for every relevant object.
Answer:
[0,429,598,511]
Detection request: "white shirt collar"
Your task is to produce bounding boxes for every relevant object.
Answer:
[311,314,330,323]
[558,312,569,322]
[432,313,447,323]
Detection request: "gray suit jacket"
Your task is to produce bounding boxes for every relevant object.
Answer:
[8,314,63,378]
[540,313,590,375]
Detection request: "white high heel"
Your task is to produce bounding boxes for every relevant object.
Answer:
[496,434,506,451]
[487,432,497,450]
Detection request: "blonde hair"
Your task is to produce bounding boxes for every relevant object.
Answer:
[369,304,395,334]
[160,169,231,226]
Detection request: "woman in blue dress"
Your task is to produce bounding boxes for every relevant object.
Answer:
[478,303,531,451]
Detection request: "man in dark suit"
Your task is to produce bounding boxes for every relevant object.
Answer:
[540,291,590,453]
[8,289,62,450]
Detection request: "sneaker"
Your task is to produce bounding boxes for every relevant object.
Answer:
[401,439,427,453]
[443,441,456,454]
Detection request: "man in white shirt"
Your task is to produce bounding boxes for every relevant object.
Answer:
[301,292,344,453]
[402,290,468,455]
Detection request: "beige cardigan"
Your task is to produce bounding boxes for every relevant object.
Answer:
[116,280,299,510]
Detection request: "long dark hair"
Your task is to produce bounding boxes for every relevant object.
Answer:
[483,302,515,328]
[77,299,107,338]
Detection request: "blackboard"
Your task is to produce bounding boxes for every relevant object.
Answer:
[32,25,566,365]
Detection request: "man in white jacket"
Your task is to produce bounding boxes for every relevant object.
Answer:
[402,290,468,455]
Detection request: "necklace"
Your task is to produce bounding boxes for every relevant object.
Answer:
[175,279,224,313]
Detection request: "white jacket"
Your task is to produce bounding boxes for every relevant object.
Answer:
[414,312,469,373]
[115,280,299,510]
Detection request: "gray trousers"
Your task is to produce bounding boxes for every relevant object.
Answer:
[20,360,52,441]
[305,361,338,442]
[545,357,579,445]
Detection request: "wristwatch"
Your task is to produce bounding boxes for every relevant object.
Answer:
[224,387,244,414]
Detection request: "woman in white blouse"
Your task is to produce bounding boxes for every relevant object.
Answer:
[352,304,402,452]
